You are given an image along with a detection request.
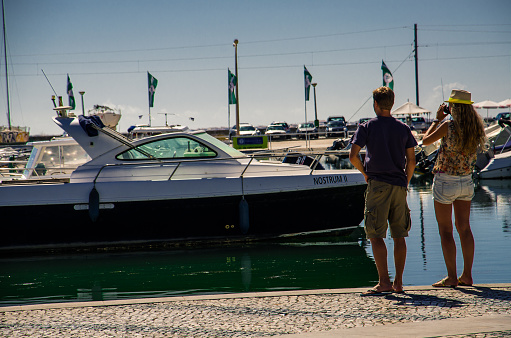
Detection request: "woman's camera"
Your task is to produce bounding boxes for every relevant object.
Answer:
[443,105,450,114]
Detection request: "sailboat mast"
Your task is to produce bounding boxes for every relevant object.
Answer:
[1,0,11,130]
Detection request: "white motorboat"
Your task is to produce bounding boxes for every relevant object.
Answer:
[476,119,511,179]
[128,124,189,139]
[0,136,90,181]
[478,151,511,179]
[88,105,121,130]
[0,107,367,252]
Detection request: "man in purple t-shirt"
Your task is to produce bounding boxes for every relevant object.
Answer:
[349,86,417,295]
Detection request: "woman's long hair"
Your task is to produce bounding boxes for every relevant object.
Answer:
[450,103,487,154]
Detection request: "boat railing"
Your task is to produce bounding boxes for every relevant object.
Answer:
[90,151,331,184]
[1,148,356,183]
[497,133,511,155]
[0,164,79,179]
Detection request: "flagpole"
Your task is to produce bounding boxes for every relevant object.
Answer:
[304,66,312,149]
[147,72,158,127]
[148,72,151,126]
[233,39,239,136]
[227,68,231,133]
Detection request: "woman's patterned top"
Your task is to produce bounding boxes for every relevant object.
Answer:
[432,122,476,176]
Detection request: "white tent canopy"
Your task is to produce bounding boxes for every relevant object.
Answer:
[473,100,500,109]
[391,102,430,115]
[498,99,511,108]
[473,100,501,120]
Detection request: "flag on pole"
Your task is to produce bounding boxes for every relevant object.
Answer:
[228,68,237,104]
[304,66,312,101]
[67,74,75,110]
[148,72,158,107]
[381,60,394,90]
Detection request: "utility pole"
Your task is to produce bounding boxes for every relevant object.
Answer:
[414,23,419,106]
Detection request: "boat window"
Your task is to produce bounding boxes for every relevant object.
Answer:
[116,136,218,160]
[194,132,245,158]
[24,143,89,178]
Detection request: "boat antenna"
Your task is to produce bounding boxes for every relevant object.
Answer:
[41,69,59,99]
[441,78,445,102]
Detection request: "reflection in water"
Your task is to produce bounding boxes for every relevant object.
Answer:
[2,178,509,307]
[473,179,511,233]
[0,240,377,306]
[402,177,511,286]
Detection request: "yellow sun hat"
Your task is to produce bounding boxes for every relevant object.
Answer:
[445,89,474,104]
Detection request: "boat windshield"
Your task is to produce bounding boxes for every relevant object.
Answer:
[116,135,217,160]
[116,132,245,160]
[195,132,245,158]
[24,143,89,178]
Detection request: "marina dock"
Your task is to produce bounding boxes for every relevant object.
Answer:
[2,284,510,337]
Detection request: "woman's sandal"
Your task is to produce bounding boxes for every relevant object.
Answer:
[432,277,457,288]
[457,277,473,286]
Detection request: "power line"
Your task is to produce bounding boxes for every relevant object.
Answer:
[16,53,509,78]
[7,40,510,67]
[7,43,412,66]
[10,27,411,58]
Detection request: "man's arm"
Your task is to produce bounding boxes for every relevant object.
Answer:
[349,144,368,182]
[405,147,416,186]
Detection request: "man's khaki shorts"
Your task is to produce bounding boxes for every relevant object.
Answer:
[364,179,411,239]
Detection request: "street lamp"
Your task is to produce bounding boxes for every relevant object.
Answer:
[233,39,240,136]
[79,91,85,115]
[312,83,318,128]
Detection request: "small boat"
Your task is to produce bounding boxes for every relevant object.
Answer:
[476,119,511,179]
[477,151,511,179]
[88,105,121,130]
[0,136,90,181]
[0,106,367,252]
[127,124,189,139]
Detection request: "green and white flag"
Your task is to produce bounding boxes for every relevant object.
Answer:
[304,66,312,101]
[67,74,75,110]
[228,68,237,105]
[148,72,158,107]
[381,60,394,90]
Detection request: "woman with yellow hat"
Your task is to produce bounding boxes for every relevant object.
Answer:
[422,89,486,288]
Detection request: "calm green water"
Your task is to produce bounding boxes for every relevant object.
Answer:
[0,177,510,306]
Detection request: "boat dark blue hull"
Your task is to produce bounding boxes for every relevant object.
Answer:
[1,184,366,252]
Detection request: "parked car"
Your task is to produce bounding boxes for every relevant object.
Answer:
[411,117,427,131]
[296,123,318,139]
[358,117,372,125]
[327,116,346,123]
[265,124,289,140]
[229,123,260,139]
[496,112,511,121]
[326,120,348,138]
[346,122,358,136]
[270,121,291,133]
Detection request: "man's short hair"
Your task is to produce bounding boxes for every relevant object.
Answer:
[373,86,395,111]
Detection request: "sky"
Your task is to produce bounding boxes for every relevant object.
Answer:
[2,0,511,135]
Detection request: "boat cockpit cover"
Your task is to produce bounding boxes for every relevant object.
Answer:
[78,115,105,137]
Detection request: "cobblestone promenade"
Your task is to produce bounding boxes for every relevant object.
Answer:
[1,284,511,337]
